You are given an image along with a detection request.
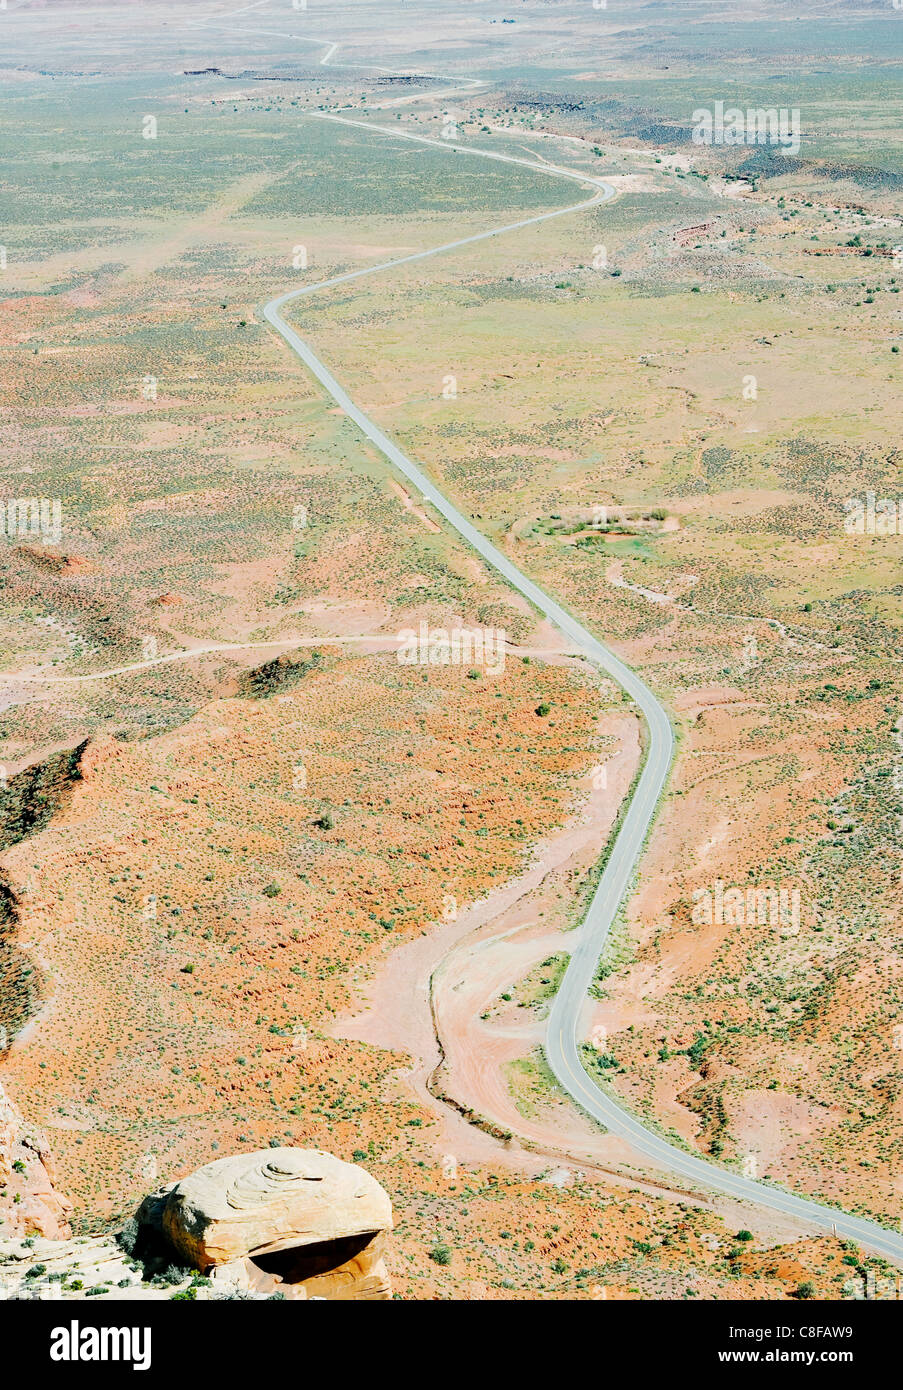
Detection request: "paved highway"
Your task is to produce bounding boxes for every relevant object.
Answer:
[262,117,903,1263]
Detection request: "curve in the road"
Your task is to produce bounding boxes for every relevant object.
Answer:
[6,0,894,1259]
[262,113,903,1263]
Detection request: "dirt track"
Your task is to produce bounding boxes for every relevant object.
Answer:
[335,707,649,1171]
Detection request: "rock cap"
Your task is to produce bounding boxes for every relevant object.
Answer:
[161,1147,392,1270]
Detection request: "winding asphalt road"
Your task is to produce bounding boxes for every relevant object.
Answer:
[2,0,895,1268]
[262,107,902,1262]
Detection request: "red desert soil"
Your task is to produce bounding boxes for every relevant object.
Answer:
[337,709,641,1167]
[0,650,601,1219]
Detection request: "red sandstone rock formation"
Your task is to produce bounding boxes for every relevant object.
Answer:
[0,1081,72,1239]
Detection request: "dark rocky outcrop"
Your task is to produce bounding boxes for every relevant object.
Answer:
[236,651,322,700]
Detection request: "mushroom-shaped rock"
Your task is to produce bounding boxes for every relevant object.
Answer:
[161,1148,392,1300]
